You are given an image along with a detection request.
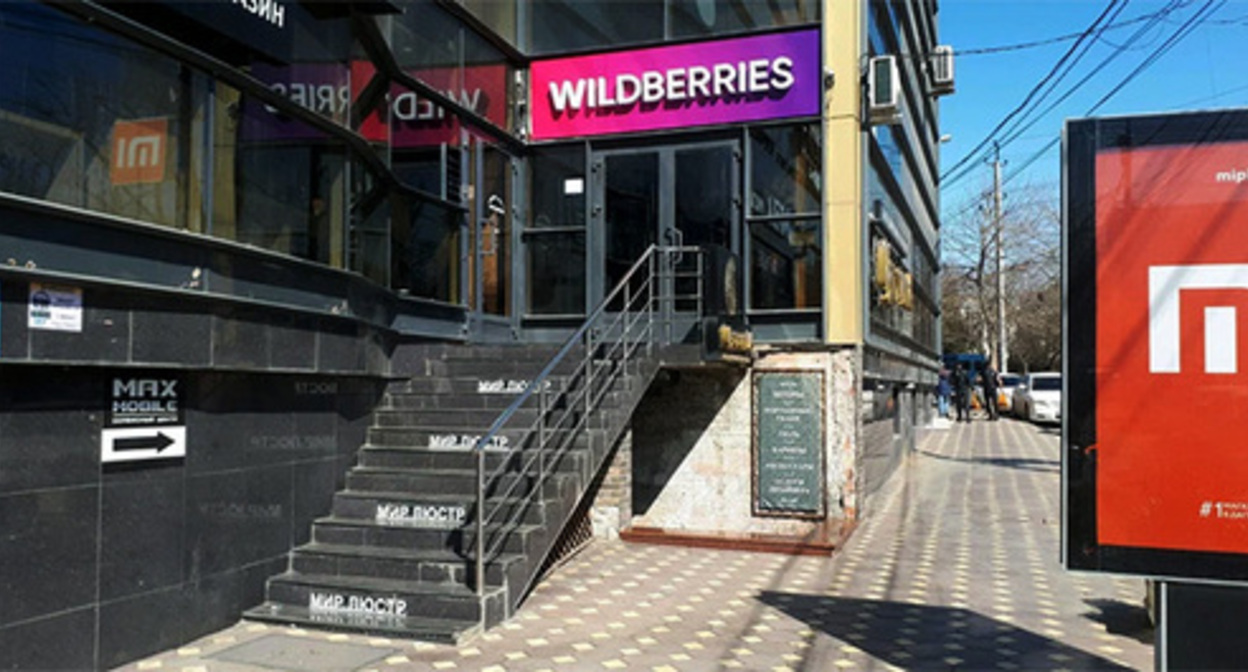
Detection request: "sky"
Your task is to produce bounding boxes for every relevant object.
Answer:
[936,0,1248,222]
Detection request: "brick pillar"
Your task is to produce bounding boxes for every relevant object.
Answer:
[591,428,632,539]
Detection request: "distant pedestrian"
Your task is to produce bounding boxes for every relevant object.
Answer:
[937,365,952,418]
[981,360,1001,421]
[952,363,971,422]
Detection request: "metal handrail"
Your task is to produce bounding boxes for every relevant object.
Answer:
[471,245,704,598]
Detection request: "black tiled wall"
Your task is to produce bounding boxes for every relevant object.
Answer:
[0,364,386,670]
[0,277,392,376]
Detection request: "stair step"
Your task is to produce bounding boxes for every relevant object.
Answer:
[426,358,583,378]
[290,542,529,588]
[396,376,569,396]
[263,571,506,623]
[312,516,552,557]
[357,445,590,476]
[384,393,548,411]
[383,387,629,412]
[372,408,543,428]
[404,344,571,363]
[244,602,479,644]
[365,426,532,450]
[350,448,515,473]
[345,466,536,496]
[365,426,610,451]
[331,489,548,527]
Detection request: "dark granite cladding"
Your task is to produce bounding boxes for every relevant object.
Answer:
[0,363,388,668]
[292,459,343,546]
[0,279,30,359]
[0,486,99,626]
[0,402,100,495]
[0,606,96,672]
[212,308,271,369]
[186,464,295,578]
[98,585,189,669]
[320,319,366,372]
[187,405,297,474]
[0,275,395,378]
[101,475,186,601]
[131,294,213,366]
[270,312,320,370]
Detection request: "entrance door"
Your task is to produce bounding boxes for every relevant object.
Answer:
[593,142,738,307]
[466,136,514,340]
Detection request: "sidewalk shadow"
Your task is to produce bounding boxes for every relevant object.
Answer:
[1083,598,1154,645]
[917,447,1059,473]
[757,592,1134,670]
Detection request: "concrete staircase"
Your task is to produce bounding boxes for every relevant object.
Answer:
[244,343,660,644]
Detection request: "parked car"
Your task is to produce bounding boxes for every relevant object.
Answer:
[999,373,1023,412]
[1013,373,1061,424]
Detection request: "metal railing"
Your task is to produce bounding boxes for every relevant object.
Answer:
[471,245,704,598]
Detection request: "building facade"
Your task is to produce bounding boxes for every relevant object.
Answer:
[0,0,944,667]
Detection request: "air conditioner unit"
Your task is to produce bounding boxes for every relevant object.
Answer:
[867,55,901,125]
[930,45,954,96]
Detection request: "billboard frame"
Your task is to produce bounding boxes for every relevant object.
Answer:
[1064,108,1248,583]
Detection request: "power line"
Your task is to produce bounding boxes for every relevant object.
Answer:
[939,0,1127,184]
[957,8,1177,55]
[998,0,1226,190]
[992,0,1185,153]
[943,0,1217,194]
[943,0,1226,223]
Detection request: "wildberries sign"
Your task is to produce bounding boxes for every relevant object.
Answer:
[529,29,821,140]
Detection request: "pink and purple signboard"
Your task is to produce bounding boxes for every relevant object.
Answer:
[530,29,820,141]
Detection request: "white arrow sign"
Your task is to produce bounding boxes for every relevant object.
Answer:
[101,426,187,464]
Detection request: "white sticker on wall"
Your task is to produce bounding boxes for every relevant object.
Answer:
[564,178,584,195]
[29,283,83,332]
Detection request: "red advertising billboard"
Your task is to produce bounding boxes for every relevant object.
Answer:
[1065,109,1248,581]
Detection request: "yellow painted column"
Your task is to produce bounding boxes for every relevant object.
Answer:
[822,0,864,345]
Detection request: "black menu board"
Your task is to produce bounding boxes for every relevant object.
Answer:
[752,370,825,517]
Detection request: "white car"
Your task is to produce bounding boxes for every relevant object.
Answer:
[999,373,1023,412]
[1013,373,1061,424]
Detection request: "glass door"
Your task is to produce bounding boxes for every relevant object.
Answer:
[592,141,738,313]
[602,151,661,295]
[467,136,514,332]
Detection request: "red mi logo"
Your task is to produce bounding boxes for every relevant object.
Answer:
[111,118,167,185]
[1095,141,1248,555]
[1149,264,1248,374]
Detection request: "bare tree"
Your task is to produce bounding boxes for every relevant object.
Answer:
[941,180,1060,372]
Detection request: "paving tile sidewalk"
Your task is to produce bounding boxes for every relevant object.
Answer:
[117,419,1153,672]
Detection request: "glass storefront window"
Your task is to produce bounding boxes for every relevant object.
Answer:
[529,146,586,230]
[0,0,526,313]
[529,0,664,55]
[249,62,353,130]
[389,0,514,137]
[669,0,819,39]
[0,3,205,232]
[749,219,821,310]
[215,84,349,267]
[527,232,586,315]
[526,145,586,315]
[460,0,519,48]
[528,0,817,54]
[392,197,462,303]
[349,172,391,287]
[750,124,821,217]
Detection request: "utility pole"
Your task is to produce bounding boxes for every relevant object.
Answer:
[992,142,1008,373]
